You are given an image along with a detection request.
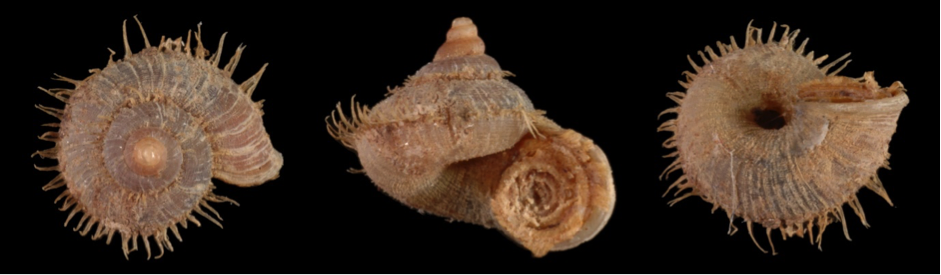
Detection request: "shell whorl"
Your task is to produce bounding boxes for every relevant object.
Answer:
[328,17,615,257]
[434,17,486,61]
[34,18,283,259]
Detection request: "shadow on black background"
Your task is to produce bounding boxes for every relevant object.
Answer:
[10,4,931,274]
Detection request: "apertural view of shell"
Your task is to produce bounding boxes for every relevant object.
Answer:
[659,22,908,254]
[32,17,283,259]
[327,17,615,257]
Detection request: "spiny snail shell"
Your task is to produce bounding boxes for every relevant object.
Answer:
[328,17,615,257]
[659,22,907,254]
[33,18,283,259]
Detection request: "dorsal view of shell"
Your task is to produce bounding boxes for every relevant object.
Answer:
[32,16,283,259]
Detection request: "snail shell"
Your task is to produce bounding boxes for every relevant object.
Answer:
[327,17,615,257]
[32,17,284,259]
[659,22,908,254]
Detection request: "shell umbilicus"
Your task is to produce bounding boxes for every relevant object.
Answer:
[659,22,908,254]
[32,17,283,259]
[327,17,615,257]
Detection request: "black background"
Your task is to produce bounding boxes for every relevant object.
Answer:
[8,4,933,274]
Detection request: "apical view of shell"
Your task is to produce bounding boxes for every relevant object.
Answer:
[31,17,284,259]
[327,17,615,257]
[658,22,908,254]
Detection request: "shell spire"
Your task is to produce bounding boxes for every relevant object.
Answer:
[409,17,504,86]
[433,17,486,61]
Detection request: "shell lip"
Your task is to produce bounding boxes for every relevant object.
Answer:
[800,91,909,115]
[797,72,908,105]
[550,143,616,252]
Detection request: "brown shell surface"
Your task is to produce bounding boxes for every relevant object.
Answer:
[659,23,908,254]
[33,19,283,259]
[328,17,615,257]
